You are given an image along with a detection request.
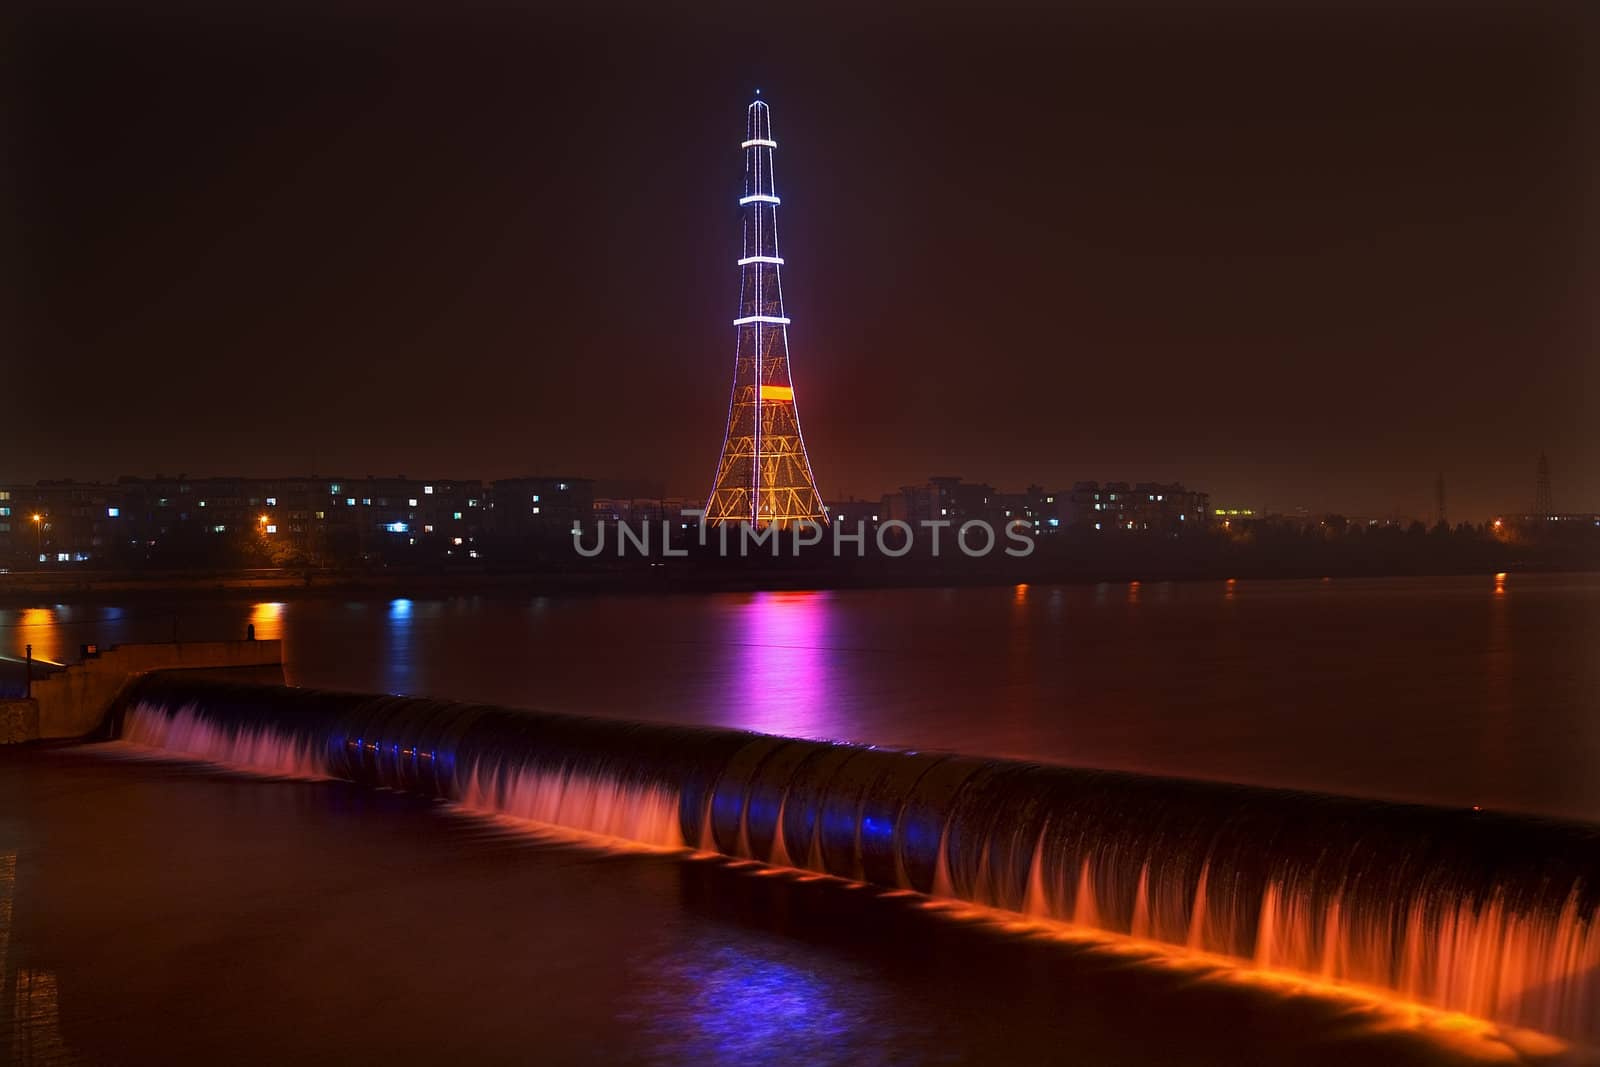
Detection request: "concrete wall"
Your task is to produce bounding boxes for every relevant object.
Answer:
[1,699,39,743]
[27,641,284,741]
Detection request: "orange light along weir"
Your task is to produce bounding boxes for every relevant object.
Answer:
[113,675,1600,1042]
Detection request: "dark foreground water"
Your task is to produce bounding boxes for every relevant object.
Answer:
[2,573,1598,1064]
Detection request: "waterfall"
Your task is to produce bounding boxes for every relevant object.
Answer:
[113,675,1600,1041]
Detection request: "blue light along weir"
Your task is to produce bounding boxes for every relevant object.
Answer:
[113,675,1600,1042]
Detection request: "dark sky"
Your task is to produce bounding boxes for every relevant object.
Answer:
[6,0,1595,520]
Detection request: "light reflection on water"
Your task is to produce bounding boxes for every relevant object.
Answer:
[385,597,415,695]
[247,602,285,642]
[735,591,831,738]
[0,852,67,1064]
[624,942,906,1066]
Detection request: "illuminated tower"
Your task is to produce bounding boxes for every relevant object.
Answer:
[1534,452,1553,517]
[706,95,827,528]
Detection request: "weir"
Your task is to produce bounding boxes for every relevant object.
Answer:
[111,675,1600,1042]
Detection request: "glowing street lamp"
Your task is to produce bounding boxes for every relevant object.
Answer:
[31,514,42,560]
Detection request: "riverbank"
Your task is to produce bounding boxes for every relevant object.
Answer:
[2,555,1596,606]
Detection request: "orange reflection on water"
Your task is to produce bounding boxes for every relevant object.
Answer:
[13,608,64,664]
[1494,572,1508,597]
[2,851,68,1063]
[248,602,286,641]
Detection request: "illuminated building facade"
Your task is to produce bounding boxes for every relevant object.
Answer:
[1063,481,1209,532]
[706,96,827,528]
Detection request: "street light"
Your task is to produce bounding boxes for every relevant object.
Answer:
[31,514,42,561]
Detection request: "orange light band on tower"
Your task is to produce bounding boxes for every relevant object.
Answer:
[759,385,794,402]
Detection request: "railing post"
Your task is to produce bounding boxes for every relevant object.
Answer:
[24,644,32,699]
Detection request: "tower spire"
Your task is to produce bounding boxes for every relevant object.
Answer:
[706,97,827,528]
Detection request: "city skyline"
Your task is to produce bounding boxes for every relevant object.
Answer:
[7,0,1595,521]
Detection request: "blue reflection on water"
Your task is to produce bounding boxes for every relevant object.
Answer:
[385,598,415,694]
[627,943,905,1066]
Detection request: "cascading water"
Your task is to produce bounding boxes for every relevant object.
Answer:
[111,675,1600,1042]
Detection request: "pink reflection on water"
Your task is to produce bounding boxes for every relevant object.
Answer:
[732,590,832,738]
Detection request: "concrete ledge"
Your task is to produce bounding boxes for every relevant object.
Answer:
[30,641,284,741]
[1,699,39,744]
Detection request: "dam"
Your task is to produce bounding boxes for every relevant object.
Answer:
[113,672,1600,1042]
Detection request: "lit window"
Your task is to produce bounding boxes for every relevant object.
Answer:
[531,494,541,503]
[558,483,567,490]
[198,500,207,507]
[57,553,69,562]
[453,512,463,520]
[408,498,418,507]
[315,511,325,520]
[385,522,408,534]
[266,525,277,534]
[0,507,9,517]
[347,498,356,506]
[452,536,463,546]
[213,525,226,533]
[468,499,479,507]
[362,498,371,506]
[266,497,277,506]
[423,524,434,533]
[531,506,541,515]
[424,485,434,495]
[107,507,120,517]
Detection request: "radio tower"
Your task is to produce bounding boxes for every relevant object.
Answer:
[1534,452,1554,517]
[706,95,827,528]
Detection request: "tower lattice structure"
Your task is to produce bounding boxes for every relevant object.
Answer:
[1535,452,1554,517]
[706,96,827,528]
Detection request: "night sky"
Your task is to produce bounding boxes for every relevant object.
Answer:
[7,1,1595,520]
